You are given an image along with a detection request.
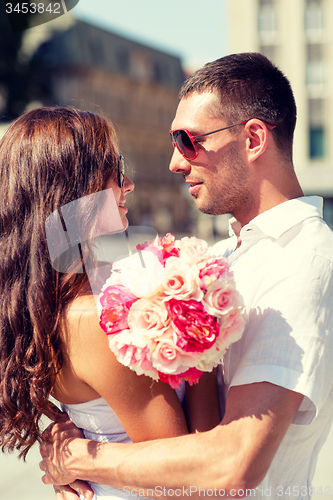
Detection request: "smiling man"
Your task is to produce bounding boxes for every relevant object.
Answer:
[170,92,254,219]
[40,53,333,500]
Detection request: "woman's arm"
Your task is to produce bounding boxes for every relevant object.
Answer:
[54,294,189,442]
[49,293,220,499]
[183,369,221,433]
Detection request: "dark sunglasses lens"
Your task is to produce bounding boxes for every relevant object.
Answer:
[118,156,125,187]
[173,130,196,159]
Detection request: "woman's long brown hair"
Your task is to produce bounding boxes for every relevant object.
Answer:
[0,107,119,457]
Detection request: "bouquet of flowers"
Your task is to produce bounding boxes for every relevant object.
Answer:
[98,234,244,388]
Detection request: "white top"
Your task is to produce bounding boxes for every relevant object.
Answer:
[212,196,333,499]
[62,384,185,500]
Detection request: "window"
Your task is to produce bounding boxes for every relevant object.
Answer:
[116,47,129,73]
[309,128,325,158]
[305,0,323,33]
[89,39,105,65]
[129,51,152,82]
[258,0,276,35]
[306,44,324,85]
[153,62,163,83]
[308,99,326,159]
[323,198,333,230]
[258,0,277,49]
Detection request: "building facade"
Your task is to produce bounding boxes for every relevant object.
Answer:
[31,19,190,233]
[227,0,333,227]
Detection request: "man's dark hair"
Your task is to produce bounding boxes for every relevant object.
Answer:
[180,53,297,161]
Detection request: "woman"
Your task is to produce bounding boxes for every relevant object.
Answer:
[0,107,220,499]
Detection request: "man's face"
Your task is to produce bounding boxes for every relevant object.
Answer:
[169,91,253,219]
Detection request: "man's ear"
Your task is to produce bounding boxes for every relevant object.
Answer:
[244,120,269,163]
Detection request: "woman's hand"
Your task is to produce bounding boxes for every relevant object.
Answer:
[39,415,91,491]
[53,481,94,500]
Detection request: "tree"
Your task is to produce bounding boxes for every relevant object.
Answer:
[0,3,35,121]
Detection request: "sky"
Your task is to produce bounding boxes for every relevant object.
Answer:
[70,0,229,71]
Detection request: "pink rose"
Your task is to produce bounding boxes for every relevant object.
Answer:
[176,237,211,267]
[151,332,196,374]
[199,258,233,290]
[136,234,179,265]
[136,237,164,265]
[157,372,184,389]
[127,298,170,338]
[99,285,138,334]
[218,309,245,348]
[162,257,203,302]
[109,331,157,378]
[202,281,239,318]
[158,367,202,389]
[167,299,219,353]
[160,233,180,262]
[180,366,203,385]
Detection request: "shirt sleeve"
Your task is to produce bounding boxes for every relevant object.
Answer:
[224,251,333,425]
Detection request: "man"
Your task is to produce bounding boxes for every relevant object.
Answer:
[40,53,333,499]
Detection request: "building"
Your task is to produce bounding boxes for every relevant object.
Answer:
[30,19,190,234]
[227,0,333,227]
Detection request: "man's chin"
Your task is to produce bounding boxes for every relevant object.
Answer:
[195,200,214,215]
[191,188,224,215]
[194,198,225,216]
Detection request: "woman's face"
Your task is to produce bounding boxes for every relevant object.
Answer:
[104,173,135,230]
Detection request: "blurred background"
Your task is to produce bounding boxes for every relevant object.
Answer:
[1,0,332,242]
[1,0,333,497]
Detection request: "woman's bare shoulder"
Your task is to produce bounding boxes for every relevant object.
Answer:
[62,294,102,343]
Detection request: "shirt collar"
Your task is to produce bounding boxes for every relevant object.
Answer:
[229,196,323,241]
[228,217,242,238]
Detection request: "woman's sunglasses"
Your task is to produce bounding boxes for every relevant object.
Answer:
[169,120,276,160]
[117,155,125,188]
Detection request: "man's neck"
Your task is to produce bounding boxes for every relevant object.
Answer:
[236,170,304,226]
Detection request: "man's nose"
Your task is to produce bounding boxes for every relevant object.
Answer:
[169,148,191,174]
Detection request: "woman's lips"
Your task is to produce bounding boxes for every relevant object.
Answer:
[118,200,128,211]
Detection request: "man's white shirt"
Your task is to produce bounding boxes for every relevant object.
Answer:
[212,196,333,498]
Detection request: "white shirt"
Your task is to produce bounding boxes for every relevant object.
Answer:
[212,196,333,499]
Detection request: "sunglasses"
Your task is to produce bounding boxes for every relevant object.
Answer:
[117,155,125,188]
[170,120,276,160]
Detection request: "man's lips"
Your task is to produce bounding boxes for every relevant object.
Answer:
[186,180,203,195]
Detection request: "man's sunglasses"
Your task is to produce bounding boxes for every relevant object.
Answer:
[169,120,276,160]
[117,155,125,188]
